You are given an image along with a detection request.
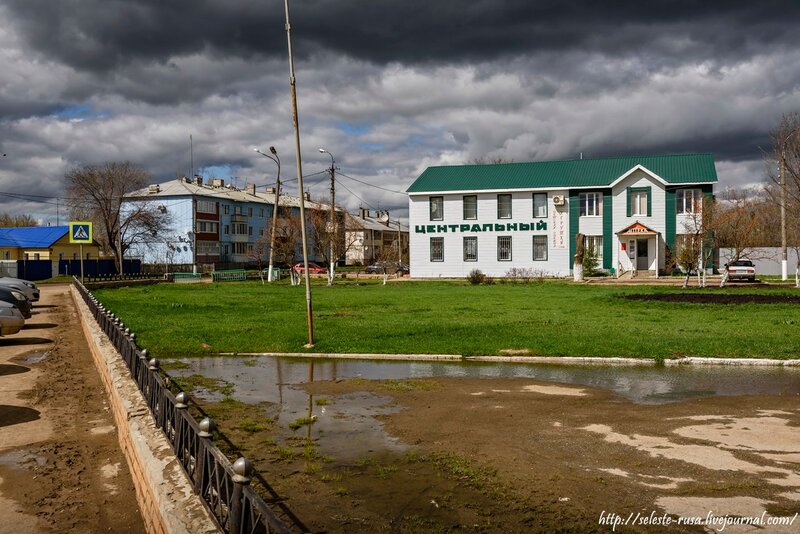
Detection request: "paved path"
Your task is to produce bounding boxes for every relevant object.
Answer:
[0,284,145,533]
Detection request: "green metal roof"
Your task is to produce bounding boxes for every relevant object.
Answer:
[407,153,717,193]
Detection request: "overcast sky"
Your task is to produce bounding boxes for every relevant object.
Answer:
[1,0,798,224]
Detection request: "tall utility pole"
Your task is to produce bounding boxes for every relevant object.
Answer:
[254,147,281,282]
[319,148,335,285]
[781,149,788,281]
[283,0,314,346]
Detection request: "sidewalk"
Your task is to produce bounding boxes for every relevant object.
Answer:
[0,284,145,533]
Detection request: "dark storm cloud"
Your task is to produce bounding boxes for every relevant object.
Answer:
[5,0,799,73]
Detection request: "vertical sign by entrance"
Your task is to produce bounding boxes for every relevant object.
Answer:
[69,222,93,284]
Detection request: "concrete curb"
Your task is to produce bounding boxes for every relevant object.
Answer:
[217,352,800,367]
[71,287,218,534]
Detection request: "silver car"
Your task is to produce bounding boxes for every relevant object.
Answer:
[0,277,39,302]
[0,300,25,336]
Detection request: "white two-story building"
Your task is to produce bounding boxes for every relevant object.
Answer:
[406,153,717,278]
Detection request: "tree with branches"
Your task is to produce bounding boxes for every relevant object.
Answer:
[768,113,800,286]
[66,161,170,273]
[713,188,769,286]
[0,213,38,227]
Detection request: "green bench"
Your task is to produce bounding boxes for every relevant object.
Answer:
[212,269,246,282]
[172,273,202,283]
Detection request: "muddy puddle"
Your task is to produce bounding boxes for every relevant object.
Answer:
[164,356,800,461]
[166,355,800,404]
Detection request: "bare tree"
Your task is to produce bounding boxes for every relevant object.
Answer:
[713,188,768,286]
[66,162,170,273]
[306,206,359,284]
[248,231,270,284]
[676,196,715,288]
[768,113,800,285]
[271,209,302,285]
[0,213,38,227]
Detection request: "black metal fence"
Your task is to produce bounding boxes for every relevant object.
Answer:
[73,277,305,534]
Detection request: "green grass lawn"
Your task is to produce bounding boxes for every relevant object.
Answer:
[91,280,800,359]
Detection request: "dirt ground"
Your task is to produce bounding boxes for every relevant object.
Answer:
[198,373,800,533]
[0,284,145,533]
[624,292,800,304]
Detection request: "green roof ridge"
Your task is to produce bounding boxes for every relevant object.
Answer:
[407,153,717,193]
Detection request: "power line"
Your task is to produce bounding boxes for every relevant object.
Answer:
[335,179,378,210]
[336,171,407,195]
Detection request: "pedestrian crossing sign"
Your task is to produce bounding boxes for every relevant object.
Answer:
[69,221,93,244]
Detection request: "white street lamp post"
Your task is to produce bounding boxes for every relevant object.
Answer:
[254,147,281,282]
[319,148,336,286]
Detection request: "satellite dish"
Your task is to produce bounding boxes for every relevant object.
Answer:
[378,211,390,222]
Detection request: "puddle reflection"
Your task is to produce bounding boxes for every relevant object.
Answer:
[167,356,800,460]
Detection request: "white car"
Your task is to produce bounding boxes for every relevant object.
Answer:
[726,259,756,282]
[0,300,25,336]
[0,277,39,302]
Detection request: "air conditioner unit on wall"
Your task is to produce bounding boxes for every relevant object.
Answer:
[552,195,565,206]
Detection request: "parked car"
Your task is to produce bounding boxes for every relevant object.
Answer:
[0,287,32,319]
[0,277,40,302]
[0,300,25,336]
[726,259,756,282]
[291,262,328,274]
[365,261,409,275]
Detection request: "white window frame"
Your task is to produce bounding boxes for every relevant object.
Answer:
[463,236,477,262]
[463,195,477,220]
[497,236,512,261]
[197,200,216,214]
[631,191,648,216]
[430,196,444,221]
[497,194,512,219]
[430,237,444,262]
[533,235,548,261]
[584,235,604,263]
[533,193,548,218]
[579,192,602,217]
[676,189,702,215]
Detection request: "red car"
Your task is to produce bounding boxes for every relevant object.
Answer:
[292,262,327,274]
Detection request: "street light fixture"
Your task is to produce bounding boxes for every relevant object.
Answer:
[254,146,281,282]
[318,148,336,286]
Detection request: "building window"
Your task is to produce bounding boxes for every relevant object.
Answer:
[677,189,702,214]
[430,196,444,221]
[533,193,547,218]
[430,237,444,262]
[248,207,253,217]
[463,236,477,261]
[584,235,603,263]
[223,204,230,215]
[34,253,40,260]
[579,192,602,217]
[196,241,220,256]
[232,223,247,235]
[224,224,230,235]
[463,195,477,220]
[248,226,253,236]
[497,194,512,219]
[197,200,216,213]
[533,235,548,261]
[195,221,219,234]
[497,236,512,261]
[631,191,648,216]
[223,244,230,256]
[259,208,264,218]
